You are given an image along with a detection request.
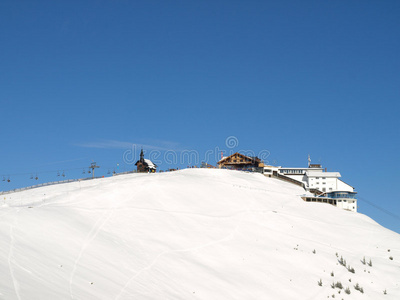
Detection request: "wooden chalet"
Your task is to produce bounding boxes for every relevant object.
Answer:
[217,152,264,171]
[135,149,157,173]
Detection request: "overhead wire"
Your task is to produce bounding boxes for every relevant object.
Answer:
[0,164,133,180]
[357,195,400,221]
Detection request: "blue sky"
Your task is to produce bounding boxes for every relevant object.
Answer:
[1,1,399,233]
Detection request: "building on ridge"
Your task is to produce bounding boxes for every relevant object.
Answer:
[276,164,354,194]
[263,156,357,212]
[217,152,264,172]
[135,149,157,173]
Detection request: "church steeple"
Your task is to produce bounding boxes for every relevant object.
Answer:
[140,148,144,163]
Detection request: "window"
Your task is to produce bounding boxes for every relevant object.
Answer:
[322,177,326,179]
[323,182,326,185]
[316,177,319,179]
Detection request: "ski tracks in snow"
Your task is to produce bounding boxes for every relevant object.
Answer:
[69,209,114,299]
[8,211,22,300]
[114,218,244,300]
[114,190,253,299]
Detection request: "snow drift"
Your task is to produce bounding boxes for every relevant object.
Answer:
[0,169,399,299]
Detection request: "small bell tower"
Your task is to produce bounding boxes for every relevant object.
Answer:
[140,148,144,163]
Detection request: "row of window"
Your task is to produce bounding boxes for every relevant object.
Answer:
[280,169,305,174]
[327,192,356,199]
[310,186,334,192]
[310,183,332,187]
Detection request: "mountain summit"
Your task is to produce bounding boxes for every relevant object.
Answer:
[0,169,399,299]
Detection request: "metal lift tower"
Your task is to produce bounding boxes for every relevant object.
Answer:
[89,162,100,179]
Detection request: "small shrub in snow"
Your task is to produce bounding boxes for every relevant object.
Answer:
[389,256,393,260]
[368,259,372,267]
[344,287,351,294]
[330,271,334,277]
[331,282,335,289]
[347,266,355,273]
[361,257,366,265]
[335,282,343,289]
[354,283,360,290]
[383,289,387,295]
[360,287,364,293]
[318,279,323,286]
[338,256,346,266]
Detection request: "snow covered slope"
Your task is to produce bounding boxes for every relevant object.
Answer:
[0,169,399,299]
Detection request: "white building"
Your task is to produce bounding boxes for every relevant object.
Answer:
[275,164,354,194]
[301,192,357,212]
[262,165,281,176]
[264,162,357,212]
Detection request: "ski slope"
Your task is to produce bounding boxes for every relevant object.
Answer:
[0,169,399,299]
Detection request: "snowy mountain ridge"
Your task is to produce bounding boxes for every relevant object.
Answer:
[0,169,399,299]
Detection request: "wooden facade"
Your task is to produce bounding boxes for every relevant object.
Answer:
[217,152,264,171]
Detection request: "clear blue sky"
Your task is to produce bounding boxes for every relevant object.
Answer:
[1,1,399,233]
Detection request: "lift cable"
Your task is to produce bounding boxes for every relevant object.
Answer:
[357,195,400,221]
